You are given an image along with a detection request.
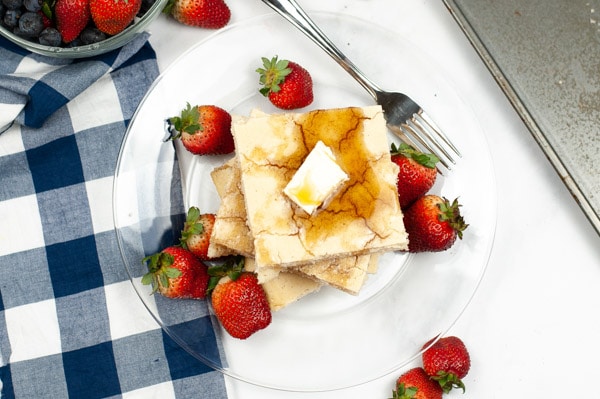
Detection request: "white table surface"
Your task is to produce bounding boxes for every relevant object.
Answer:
[147,1,600,397]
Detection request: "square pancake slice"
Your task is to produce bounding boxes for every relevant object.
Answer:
[232,105,408,269]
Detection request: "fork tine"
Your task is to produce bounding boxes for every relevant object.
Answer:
[388,123,451,170]
[387,124,425,153]
[400,121,452,170]
[407,119,455,167]
[408,114,458,167]
[416,111,462,158]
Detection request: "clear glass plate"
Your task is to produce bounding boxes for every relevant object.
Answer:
[113,12,497,392]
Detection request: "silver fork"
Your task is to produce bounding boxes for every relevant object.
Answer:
[261,0,461,169]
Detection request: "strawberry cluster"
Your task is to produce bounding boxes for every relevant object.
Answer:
[142,207,272,340]
[391,336,471,399]
[390,143,468,253]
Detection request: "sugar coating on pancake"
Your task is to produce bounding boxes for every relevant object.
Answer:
[207,159,253,258]
[232,105,408,269]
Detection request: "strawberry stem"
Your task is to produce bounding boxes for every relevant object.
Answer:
[390,142,439,169]
[438,197,468,239]
[165,102,203,141]
[162,0,174,14]
[141,252,182,294]
[41,0,54,19]
[431,371,465,393]
[256,55,292,96]
[206,255,245,295]
[390,382,418,399]
[180,206,205,249]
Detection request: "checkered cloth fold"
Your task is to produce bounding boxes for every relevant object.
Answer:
[0,34,227,398]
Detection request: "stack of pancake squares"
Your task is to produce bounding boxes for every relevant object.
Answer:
[207,106,409,311]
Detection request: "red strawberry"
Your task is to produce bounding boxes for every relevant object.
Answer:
[403,195,467,252]
[90,0,141,35]
[390,367,443,399]
[390,143,439,209]
[38,10,53,28]
[256,55,313,110]
[180,206,215,260]
[167,103,234,155]
[163,0,230,29]
[54,0,90,43]
[142,246,209,299]
[210,268,272,340]
[422,336,471,393]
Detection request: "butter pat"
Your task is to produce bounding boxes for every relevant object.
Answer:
[284,140,349,215]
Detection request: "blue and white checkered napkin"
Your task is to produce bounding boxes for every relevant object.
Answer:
[0,34,227,398]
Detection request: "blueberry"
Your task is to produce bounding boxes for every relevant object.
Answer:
[22,0,40,12]
[66,37,81,47]
[16,11,43,37]
[38,26,61,46]
[2,0,22,10]
[3,8,20,28]
[137,0,155,16]
[80,27,106,44]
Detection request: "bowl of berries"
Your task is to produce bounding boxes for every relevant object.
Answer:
[0,0,167,57]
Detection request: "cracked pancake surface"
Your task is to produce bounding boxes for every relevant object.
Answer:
[232,105,408,269]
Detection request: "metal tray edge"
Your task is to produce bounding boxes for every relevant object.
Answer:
[442,0,600,236]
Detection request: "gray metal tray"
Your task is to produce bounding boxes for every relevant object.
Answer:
[443,0,600,235]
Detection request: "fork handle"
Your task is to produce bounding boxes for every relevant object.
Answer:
[261,0,381,100]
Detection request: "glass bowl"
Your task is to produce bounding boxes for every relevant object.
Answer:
[0,0,167,58]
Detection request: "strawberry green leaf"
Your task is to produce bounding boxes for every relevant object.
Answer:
[431,371,465,394]
[390,382,418,399]
[41,0,53,19]
[141,272,154,287]
[164,267,182,279]
[141,251,180,293]
[159,273,169,289]
[162,0,174,15]
[390,142,439,169]
[167,103,203,140]
[186,206,200,223]
[256,55,292,96]
[437,197,468,239]
[180,206,205,247]
[206,255,245,296]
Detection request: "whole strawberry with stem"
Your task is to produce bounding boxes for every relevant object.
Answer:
[142,246,209,299]
[54,0,90,43]
[422,336,471,393]
[180,206,215,261]
[403,195,467,252]
[256,55,313,110]
[390,367,443,399]
[208,257,272,339]
[390,142,439,209]
[90,0,141,35]
[167,103,234,155]
[163,0,230,29]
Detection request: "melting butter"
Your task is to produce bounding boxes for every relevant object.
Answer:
[283,140,349,215]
